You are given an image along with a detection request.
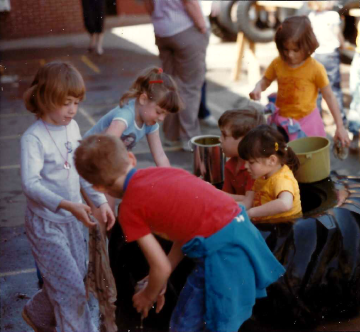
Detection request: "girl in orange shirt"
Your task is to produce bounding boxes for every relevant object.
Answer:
[250,16,349,147]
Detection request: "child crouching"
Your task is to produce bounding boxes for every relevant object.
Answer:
[74,134,285,332]
[238,125,302,222]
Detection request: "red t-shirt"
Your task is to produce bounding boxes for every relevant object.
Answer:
[222,158,254,195]
[119,167,241,244]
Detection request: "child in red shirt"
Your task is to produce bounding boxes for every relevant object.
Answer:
[219,107,266,201]
[74,134,285,332]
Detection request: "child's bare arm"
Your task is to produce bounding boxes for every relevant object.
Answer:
[105,120,127,138]
[147,131,171,167]
[133,234,172,318]
[249,77,272,101]
[247,191,293,219]
[167,241,184,272]
[225,192,246,202]
[321,85,350,146]
[243,191,255,210]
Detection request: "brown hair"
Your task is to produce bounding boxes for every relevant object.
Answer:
[238,124,300,173]
[275,16,319,61]
[120,66,183,114]
[23,61,85,119]
[218,106,266,139]
[74,134,130,187]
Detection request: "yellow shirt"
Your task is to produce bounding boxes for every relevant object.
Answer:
[252,165,302,222]
[264,57,329,119]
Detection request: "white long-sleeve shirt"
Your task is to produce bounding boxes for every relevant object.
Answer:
[21,119,107,223]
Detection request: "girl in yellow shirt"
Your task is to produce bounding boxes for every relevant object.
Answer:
[249,16,349,147]
[238,125,302,222]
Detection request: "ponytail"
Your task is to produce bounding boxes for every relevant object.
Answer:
[285,146,300,173]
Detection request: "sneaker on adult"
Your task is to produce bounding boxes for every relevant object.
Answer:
[181,139,192,152]
[200,115,218,128]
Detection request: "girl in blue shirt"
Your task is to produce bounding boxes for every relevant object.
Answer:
[84,66,182,210]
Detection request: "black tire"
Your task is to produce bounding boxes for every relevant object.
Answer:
[236,1,304,43]
[209,15,237,42]
[246,174,360,329]
[217,1,239,35]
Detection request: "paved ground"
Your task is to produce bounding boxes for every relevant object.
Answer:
[1,23,360,332]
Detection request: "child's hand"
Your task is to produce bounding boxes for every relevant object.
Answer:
[334,126,350,147]
[133,287,156,318]
[62,201,96,228]
[249,88,261,101]
[134,277,166,314]
[99,203,115,230]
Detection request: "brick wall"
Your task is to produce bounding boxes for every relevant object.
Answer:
[0,0,85,40]
[0,0,147,40]
[117,0,147,15]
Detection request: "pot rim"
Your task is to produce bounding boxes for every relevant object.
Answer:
[190,134,221,147]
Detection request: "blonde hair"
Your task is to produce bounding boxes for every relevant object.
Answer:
[23,61,85,119]
[74,134,130,187]
[218,106,266,139]
[120,66,183,114]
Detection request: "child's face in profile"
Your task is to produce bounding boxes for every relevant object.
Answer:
[219,126,243,158]
[140,100,168,126]
[282,40,306,67]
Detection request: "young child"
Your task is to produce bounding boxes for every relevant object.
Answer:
[21,61,115,332]
[74,134,285,332]
[238,125,302,222]
[250,16,349,146]
[308,1,346,124]
[84,66,182,211]
[218,107,265,200]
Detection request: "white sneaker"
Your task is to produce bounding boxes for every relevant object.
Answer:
[163,138,181,148]
[200,115,218,128]
[182,140,192,152]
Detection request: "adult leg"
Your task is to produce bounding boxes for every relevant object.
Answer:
[162,26,209,143]
[315,52,346,124]
[156,38,180,142]
[24,209,96,332]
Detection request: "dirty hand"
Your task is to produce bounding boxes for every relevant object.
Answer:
[133,288,155,318]
[135,277,166,314]
[68,202,96,228]
[249,88,261,101]
[334,126,350,148]
[99,203,115,230]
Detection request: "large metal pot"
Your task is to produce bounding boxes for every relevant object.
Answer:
[189,135,225,186]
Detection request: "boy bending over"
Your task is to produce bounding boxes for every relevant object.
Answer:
[74,134,285,332]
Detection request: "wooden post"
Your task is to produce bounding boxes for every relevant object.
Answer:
[233,32,261,83]
[233,32,246,81]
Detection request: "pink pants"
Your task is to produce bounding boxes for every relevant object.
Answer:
[268,107,326,141]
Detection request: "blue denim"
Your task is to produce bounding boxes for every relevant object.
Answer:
[314,51,347,124]
[198,81,211,119]
[348,52,360,135]
[170,259,208,332]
